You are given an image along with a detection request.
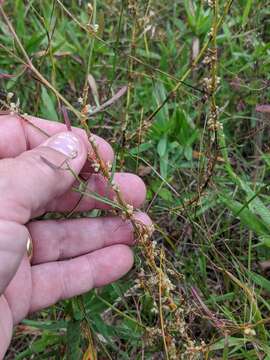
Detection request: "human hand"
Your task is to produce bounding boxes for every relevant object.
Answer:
[0,114,151,358]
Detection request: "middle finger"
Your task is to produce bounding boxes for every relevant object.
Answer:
[28,212,152,264]
[47,172,146,213]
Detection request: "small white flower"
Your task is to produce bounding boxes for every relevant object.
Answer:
[93,24,99,32]
[126,204,134,216]
[89,135,95,143]
[205,0,214,7]
[111,180,119,192]
[91,160,100,172]
[106,161,112,171]
[10,102,16,110]
[244,328,256,336]
[7,92,14,101]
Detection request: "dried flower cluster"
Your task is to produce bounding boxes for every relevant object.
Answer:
[74,90,205,355]
[127,0,138,16]
[204,0,215,8]
[5,92,20,115]
[138,9,156,39]
[202,75,220,93]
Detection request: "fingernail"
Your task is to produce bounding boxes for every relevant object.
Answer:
[43,132,81,158]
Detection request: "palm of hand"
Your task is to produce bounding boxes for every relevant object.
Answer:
[0,115,150,358]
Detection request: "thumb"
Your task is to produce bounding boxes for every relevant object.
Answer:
[0,131,87,223]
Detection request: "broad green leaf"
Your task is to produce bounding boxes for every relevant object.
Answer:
[22,319,67,331]
[153,83,169,132]
[66,319,82,360]
[158,188,173,202]
[248,271,270,293]
[210,337,247,351]
[242,0,253,28]
[160,153,168,179]
[219,194,270,245]
[235,179,270,228]
[136,48,161,60]
[157,136,167,158]
[130,142,153,155]
[40,86,58,121]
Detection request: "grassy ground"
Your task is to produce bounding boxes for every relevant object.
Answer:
[1,0,270,359]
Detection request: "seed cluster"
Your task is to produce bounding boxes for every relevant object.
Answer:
[75,87,205,355]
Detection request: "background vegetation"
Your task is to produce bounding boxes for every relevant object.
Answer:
[1,0,270,358]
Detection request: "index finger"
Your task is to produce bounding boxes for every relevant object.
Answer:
[0,114,114,162]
